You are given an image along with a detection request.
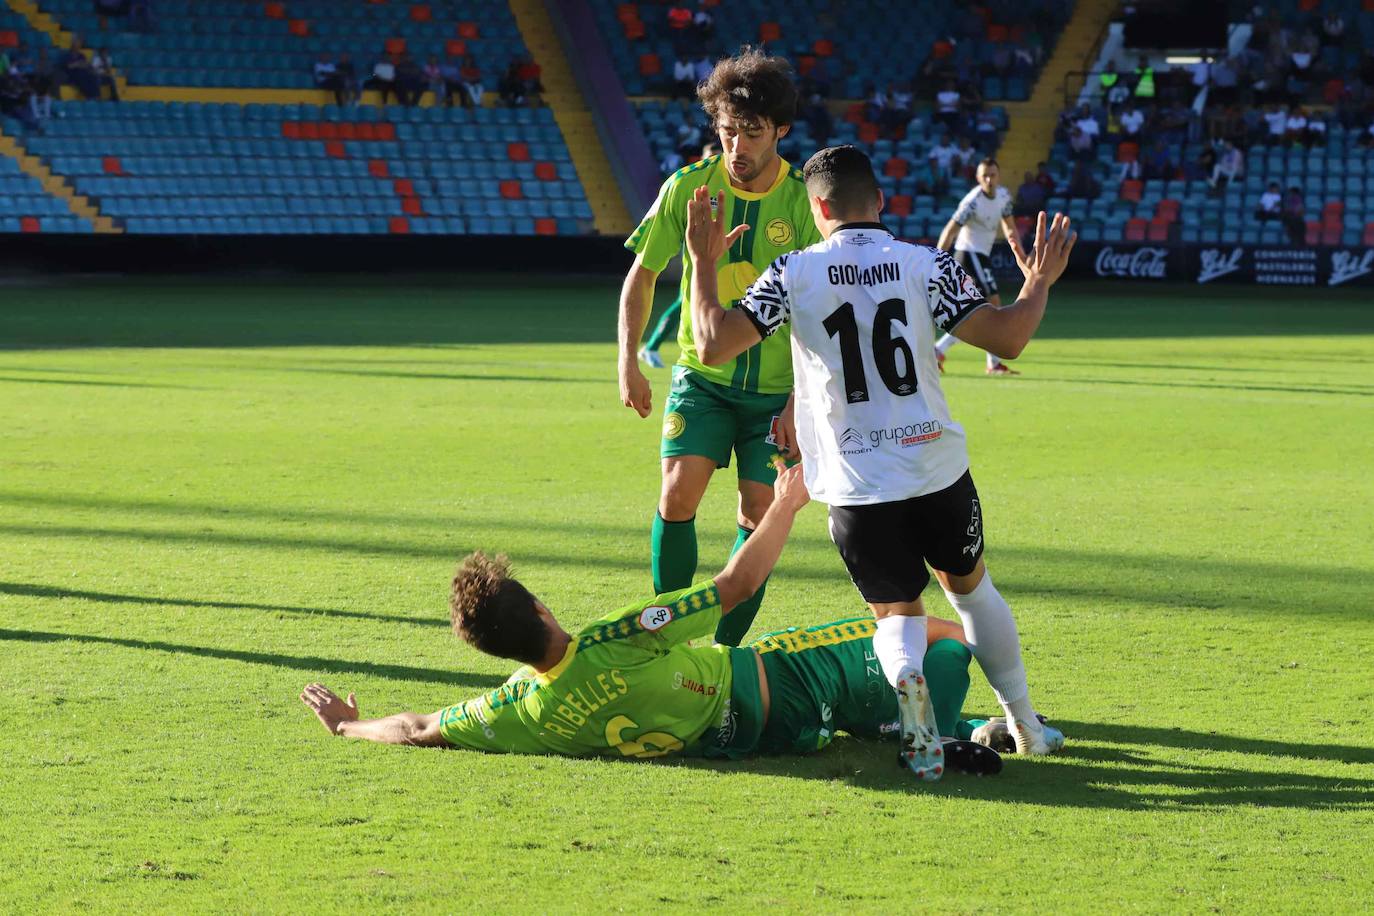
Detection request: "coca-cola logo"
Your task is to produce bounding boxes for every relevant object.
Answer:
[1094,246,1169,279]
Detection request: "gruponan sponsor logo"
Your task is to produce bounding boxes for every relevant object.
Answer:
[1329,250,1374,287]
[869,419,944,448]
[1197,247,1244,283]
[1094,246,1168,279]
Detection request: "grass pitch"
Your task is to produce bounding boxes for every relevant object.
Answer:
[1,275,1372,913]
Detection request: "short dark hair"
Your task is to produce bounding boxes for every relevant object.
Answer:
[449,552,548,664]
[803,145,880,218]
[697,47,796,129]
[978,157,999,170]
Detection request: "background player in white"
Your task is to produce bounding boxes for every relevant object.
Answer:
[933,158,1022,375]
[682,145,1076,780]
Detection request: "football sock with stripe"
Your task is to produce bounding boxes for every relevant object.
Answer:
[923,638,973,738]
[714,525,766,646]
[942,573,1036,723]
[872,613,927,688]
[651,513,697,595]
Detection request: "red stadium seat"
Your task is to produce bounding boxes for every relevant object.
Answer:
[20,216,39,233]
[338,123,357,140]
[1147,219,1170,241]
[499,179,523,199]
[457,21,479,39]
[616,3,639,23]
[1320,227,1341,246]
[263,2,285,19]
[638,53,660,76]
[319,122,339,139]
[1120,180,1142,202]
[1156,199,1180,223]
[384,37,406,55]
[1116,142,1139,163]
[843,103,865,124]
[813,39,834,57]
[281,121,301,138]
[409,4,431,22]
[534,161,557,181]
[288,19,308,36]
[1364,222,1374,246]
[986,23,1008,41]
[759,21,781,42]
[622,19,645,40]
[1323,79,1345,104]
[357,122,377,140]
[445,39,466,57]
[102,156,123,175]
[883,157,908,178]
[375,123,396,141]
[1322,200,1344,220]
[858,122,880,144]
[795,54,817,76]
[324,140,346,158]
[394,178,415,197]
[1306,221,1321,245]
[299,122,320,140]
[535,218,557,236]
[368,159,389,178]
[1015,215,1032,237]
[507,142,530,162]
[1124,217,1147,241]
[0,30,18,47]
[402,197,424,216]
[887,194,912,217]
[389,217,410,234]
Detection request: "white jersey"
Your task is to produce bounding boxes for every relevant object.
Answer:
[736,223,988,506]
[952,185,1013,256]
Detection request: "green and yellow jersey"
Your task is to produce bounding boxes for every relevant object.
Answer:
[626,155,821,395]
[437,581,737,758]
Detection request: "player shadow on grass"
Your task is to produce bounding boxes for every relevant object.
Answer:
[0,581,448,630]
[0,627,504,691]
[663,725,1374,811]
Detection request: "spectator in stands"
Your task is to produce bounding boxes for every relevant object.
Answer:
[798,90,832,146]
[974,109,998,147]
[1281,186,1305,245]
[1143,138,1173,181]
[459,56,483,108]
[0,69,40,131]
[1262,103,1287,144]
[1066,161,1101,200]
[1072,103,1100,147]
[1307,115,1326,147]
[928,133,958,194]
[27,47,56,121]
[672,55,696,100]
[499,59,524,107]
[692,3,714,42]
[61,37,101,101]
[334,53,359,106]
[1118,101,1145,140]
[518,56,544,106]
[423,55,443,105]
[1035,161,1056,194]
[666,5,692,32]
[1255,181,1282,222]
[1210,56,1239,107]
[1132,54,1156,101]
[952,135,978,180]
[1207,140,1243,190]
[437,55,462,108]
[313,53,338,99]
[395,52,424,107]
[675,118,702,159]
[1320,11,1345,48]
[659,148,684,176]
[91,47,118,101]
[1068,124,1093,163]
[1014,170,1046,216]
[935,80,961,133]
[885,81,913,139]
[368,52,398,106]
[863,82,886,124]
[1285,105,1308,145]
[691,53,711,86]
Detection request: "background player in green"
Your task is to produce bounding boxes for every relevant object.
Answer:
[299,464,1002,777]
[616,49,822,648]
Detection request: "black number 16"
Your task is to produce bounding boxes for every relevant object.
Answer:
[821,298,918,404]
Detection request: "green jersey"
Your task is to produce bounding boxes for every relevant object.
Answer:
[437,581,735,758]
[626,155,821,395]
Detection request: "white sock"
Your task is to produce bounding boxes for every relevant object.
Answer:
[986,352,1003,369]
[934,334,958,355]
[872,614,927,688]
[943,573,1034,721]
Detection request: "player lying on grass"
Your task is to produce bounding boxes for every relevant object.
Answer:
[300,464,1003,778]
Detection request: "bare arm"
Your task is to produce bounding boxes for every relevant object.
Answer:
[1000,214,1019,246]
[617,257,659,417]
[936,218,961,251]
[684,186,765,365]
[714,462,809,612]
[300,683,448,747]
[949,212,1077,360]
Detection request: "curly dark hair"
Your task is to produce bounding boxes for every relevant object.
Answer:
[449,551,548,664]
[803,145,880,218]
[697,46,797,129]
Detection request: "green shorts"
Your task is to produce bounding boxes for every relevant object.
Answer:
[753,618,899,755]
[661,366,790,487]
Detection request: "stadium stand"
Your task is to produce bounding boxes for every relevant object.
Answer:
[0,150,91,232]
[4,99,591,235]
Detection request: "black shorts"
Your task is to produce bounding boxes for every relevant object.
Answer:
[827,470,985,604]
[954,249,999,299]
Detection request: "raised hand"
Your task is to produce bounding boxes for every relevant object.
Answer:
[685,186,749,264]
[772,461,811,514]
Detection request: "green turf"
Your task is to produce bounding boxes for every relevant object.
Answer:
[1,276,1372,913]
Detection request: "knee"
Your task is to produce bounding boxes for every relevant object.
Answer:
[659,472,704,521]
[737,489,773,529]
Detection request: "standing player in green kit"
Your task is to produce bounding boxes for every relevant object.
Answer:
[616,49,821,647]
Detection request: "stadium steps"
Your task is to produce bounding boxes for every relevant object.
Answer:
[994,0,1116,181]
[0,127,118,232]
[507,0,631,236]
[4,0,131,100]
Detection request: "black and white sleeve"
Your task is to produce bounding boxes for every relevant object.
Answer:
[926,248,989,333]
[736,253,794,338]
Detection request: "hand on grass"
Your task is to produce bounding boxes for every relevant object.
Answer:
[685,186,748,265]
[1009,211,1077,286]
[301,683,359,736]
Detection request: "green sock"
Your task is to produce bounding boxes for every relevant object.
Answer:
[923,638,973,738]
[644,298,682,351]
[714,525,766,647]
[955,719,986,741]
[651,512,697,595]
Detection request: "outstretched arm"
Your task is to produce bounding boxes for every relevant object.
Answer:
[936,217,962,251]
[685,187,765,365]
[947,211,1076,360]
[300,683,447,747]
[617,257,659,417]
[714,462,810,613]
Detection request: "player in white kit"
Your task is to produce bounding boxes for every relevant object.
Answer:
[682,145,1075,781]
[934,159,1022,375]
